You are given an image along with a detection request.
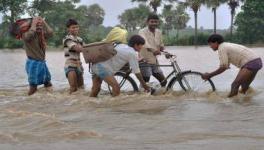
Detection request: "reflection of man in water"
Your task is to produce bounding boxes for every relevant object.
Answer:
[138,14,167,87]
[202,34,263,97]
[22,17,53,95]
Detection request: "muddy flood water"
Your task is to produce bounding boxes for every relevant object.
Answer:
[0,46,264,150]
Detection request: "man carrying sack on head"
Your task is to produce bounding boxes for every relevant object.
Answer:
[20,17,53,95]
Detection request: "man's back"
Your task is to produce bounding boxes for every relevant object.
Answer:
[22,31,46,61]
[218,42,258,68]
[100,44,140,74]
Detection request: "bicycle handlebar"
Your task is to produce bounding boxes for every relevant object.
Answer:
[161,51,176,59]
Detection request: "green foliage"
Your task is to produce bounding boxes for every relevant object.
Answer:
[222,32,241,44]
[0,17,23,49]
[235,0,264,44]
[42,1,79,46]
[36,1,106,47]
[28,0,55,17]
[164,32,211,46]
[162,4,190,34]
[184,0,205,12]
[0,0,27,23]
[77,4,105,27]
[80,26,112,44]
[131,0,178,13]
[0,37,23,49]
[0,0,263,49]
[0,0,107,48]
[118,4,151,32]
[131,0,159,13]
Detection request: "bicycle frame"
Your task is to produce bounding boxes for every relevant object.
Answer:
[115,52,193,91]
[102,52,215,94]
[138,53,192,90]
[167,54,192,90]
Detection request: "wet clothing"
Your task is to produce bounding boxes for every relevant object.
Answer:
[22,31,49,61]
[63,34,84,79]
[63,34,83,68]
[92,44,140,79]
[242,58,262,72]
[64,66,83,78]
[22,24,52,61]
[26,58,51,86]
[139,62,164,78]
[92,63,113,79]
[218,42,260,68]
[22,23,53,87]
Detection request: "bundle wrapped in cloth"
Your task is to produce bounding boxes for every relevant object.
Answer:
[82,42,117,64]
[103,26,128,44]
[82,26,128,64]
[9,18,32,39]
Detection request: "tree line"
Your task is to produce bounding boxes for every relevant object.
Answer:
[0,0,263,49]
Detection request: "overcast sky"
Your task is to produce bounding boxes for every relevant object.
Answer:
[0,0,241,29]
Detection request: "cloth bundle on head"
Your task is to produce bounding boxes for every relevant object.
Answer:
[9,18,32,39]
[103,27,128,44]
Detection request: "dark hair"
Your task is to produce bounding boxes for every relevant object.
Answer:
[66,19,78,28]
[147,13,159,21]
[128,35,145,47]
[207,34,224,44]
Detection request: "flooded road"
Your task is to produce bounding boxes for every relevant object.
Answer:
[0,46,264,150]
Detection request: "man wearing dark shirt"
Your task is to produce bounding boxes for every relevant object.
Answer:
[22,17,53,95]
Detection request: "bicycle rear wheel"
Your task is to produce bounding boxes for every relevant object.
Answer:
[100,72,139,95]
[167,71,215,92]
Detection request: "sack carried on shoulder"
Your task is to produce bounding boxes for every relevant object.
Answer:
[82,42,117,63]
[9,18,32,39]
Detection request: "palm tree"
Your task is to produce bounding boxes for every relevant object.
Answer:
[131,0,161,13]
[162,4,189,37]
[228,0,243,36]
[178,0,205,45]
[149,0,162,13]
[131,0,178,13]
[204,0,227,33]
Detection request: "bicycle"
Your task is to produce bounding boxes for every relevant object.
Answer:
[100,51,216,95]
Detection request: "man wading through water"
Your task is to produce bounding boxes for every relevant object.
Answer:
[202,34,263,97]
[21,17,53,95]
[138,14,167,88]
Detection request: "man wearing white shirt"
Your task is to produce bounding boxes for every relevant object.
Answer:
[90,35,150,97]
[202,34,262,97]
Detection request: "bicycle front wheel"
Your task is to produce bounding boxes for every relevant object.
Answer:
[100,72,139,95]
[167,71,215,93]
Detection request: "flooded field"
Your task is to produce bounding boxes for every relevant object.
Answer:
[0,46,263,150]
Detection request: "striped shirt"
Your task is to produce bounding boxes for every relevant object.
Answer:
[63,35,83,68]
